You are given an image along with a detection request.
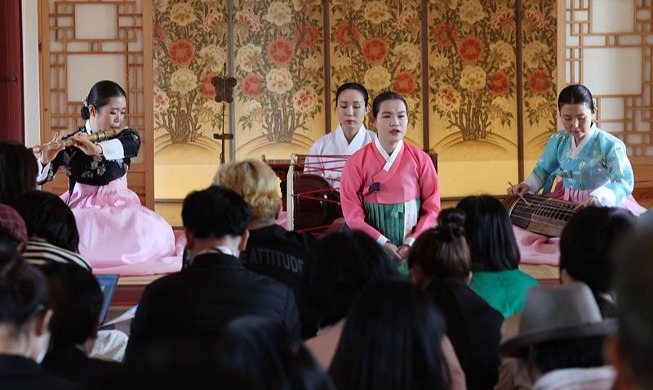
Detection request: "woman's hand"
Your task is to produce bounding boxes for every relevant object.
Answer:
[71,132,102,156]
[40,131,64,166]
[507,182,530,196]
[397,244,411,260]
[384,241,403,261]
[574,195,601,210]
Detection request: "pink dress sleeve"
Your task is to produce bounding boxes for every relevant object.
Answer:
[340,149,384,242]
[407,148,441,241]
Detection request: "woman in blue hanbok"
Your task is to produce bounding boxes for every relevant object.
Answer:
[508,84,645,267]
[509,84,645,214]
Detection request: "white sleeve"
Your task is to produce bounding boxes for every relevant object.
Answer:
[99,138,125,161]
[523,172,543,194]
[36,158,50,183]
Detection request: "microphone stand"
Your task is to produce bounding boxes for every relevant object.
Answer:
[212,63,237,165]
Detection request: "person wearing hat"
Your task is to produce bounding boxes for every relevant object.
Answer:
[0,203,28,253]
[499,282,617,390]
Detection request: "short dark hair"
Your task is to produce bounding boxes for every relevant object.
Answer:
[372,91,408,118]
[216,316,335,390]
[0,140,38,206]
[181,185,249,239]
[560,207,635,294]
[329,279,447,390]
[0,250,50,328]
[456,195,520,271]
[614,228,653,389]
[81,80,127,120]
[408,208,470,280]
[303,230,398,328]
[14,190,81,252]
[557,84,595,111]
[335,82,369,107]
[40,262,103,348]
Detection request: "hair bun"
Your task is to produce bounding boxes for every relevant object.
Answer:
[80,106,90,120]
[436,208,465,240]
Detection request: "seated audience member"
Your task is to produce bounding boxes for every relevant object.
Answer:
[13,190,92,271]
[456,195,539,318]
[328,279,449,390]
[215,316,335,390]
[303,230,398,363]
[213,159,319,338]
[0,140,38,206]
[0,204,28,254]
[40,263,123,387]
[409,209,503,390]
[500,283,617,390]
[303,231,466,389]
[559,206,635,318]
[0,251,81,389]
[124,186,301,364]
[604,225,653,390]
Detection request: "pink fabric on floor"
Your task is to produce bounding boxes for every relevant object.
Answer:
[62,176,182,276]
[514,226,560,266]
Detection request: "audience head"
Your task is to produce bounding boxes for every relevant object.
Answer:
[0,251,52,362]
[335,82,369,135]
[456,194,520,271]
[408,208,470,287]
[182,185,250,260]
[13,190,81,252]
[559,206,635,316]
[216,316,335,390]
[607,227,653,390]
[0,140,38,206]
[213,159,281,221]
[0,204,28,253]
[501,283,615,381]
[39,262,103,351]
[182,185,250,239]
[329,279,447,390]
[303,230,398,328]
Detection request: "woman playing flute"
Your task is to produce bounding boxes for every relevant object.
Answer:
[37,80,179,275]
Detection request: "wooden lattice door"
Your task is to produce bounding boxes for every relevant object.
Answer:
[38,0,154,207]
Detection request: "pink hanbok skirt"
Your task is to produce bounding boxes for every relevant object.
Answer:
[516,183,646,266]
[61,176,183,276]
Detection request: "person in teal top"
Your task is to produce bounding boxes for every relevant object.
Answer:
[456,195,539,318]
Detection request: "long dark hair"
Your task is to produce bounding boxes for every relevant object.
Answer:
[0,140,38,206]
[81,80,126,120]
[456,195,520,271]
[216,316,335,390]
[303,230,398,328]
[13,190,80,252]
[329,279,447,390]
[560,207,635,317]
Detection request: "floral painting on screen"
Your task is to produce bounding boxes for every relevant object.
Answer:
[330,0,424,146]
[233,0,325,154]
[153,0,228,144]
